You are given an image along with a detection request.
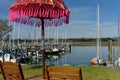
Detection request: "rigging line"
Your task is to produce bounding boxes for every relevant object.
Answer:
[28,25,34,41]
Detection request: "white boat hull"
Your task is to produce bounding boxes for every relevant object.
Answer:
[90,57,106,66]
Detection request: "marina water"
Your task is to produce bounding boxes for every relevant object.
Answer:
[51,46,118,66]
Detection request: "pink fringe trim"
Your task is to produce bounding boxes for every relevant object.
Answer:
[9,6,69,27]
[9,12,68,27]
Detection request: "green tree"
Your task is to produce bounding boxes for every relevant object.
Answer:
[0,19,13,41]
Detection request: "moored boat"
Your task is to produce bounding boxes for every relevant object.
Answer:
[90,3,106,66]
[90,57,106,66]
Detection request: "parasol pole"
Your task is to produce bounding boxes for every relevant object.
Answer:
[41,18,45,79]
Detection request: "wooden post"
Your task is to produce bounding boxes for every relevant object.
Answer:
[41,19,45,79]
[108,40,112,63]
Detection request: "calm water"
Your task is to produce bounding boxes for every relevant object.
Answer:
[54,46,118,66]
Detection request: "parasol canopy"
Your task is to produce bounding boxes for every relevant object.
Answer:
[9,0,70,27]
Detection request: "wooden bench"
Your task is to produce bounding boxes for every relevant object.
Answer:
[46,66,83,80]
[0,61,25,80]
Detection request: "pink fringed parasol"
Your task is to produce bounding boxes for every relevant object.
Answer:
[8,0,70,79]
[9,0,69,27]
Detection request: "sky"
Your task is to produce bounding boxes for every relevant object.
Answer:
[0,0,120,39]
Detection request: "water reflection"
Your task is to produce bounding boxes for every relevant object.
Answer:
[51,46,118,66]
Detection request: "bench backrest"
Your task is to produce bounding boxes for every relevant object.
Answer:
[0,61,24,80]
[46,66,83,80]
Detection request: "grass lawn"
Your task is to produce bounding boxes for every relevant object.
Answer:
[0,65,120,80]
[78,66,120,80]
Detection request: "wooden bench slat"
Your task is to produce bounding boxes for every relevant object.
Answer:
[49,73,80,79]
[5,74,22,80]
[3,71,21,75]
[2,62,19,67]
[48,66,80,74]
[2,67,19,71]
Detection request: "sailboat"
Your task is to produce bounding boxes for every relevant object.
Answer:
[90,3,106,66]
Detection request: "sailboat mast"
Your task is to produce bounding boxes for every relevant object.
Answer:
[97,3,100,59]
[17,24,20,45]
[57,27,59,44]
[13,22,15,49]
[118,14,120,57]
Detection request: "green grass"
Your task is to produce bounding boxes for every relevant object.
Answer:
[22,65,42,79]
[0,65,120,80]
[78,66,120,80]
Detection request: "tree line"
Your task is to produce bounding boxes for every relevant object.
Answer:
[66,38,115,42]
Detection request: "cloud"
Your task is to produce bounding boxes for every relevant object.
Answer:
[100,22,117,37]
[61,19,117,38]
[63,20,97,38]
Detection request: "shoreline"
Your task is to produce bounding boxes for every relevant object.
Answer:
[70,41,118,46]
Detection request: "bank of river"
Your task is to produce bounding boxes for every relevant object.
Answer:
[70,41,118,46]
